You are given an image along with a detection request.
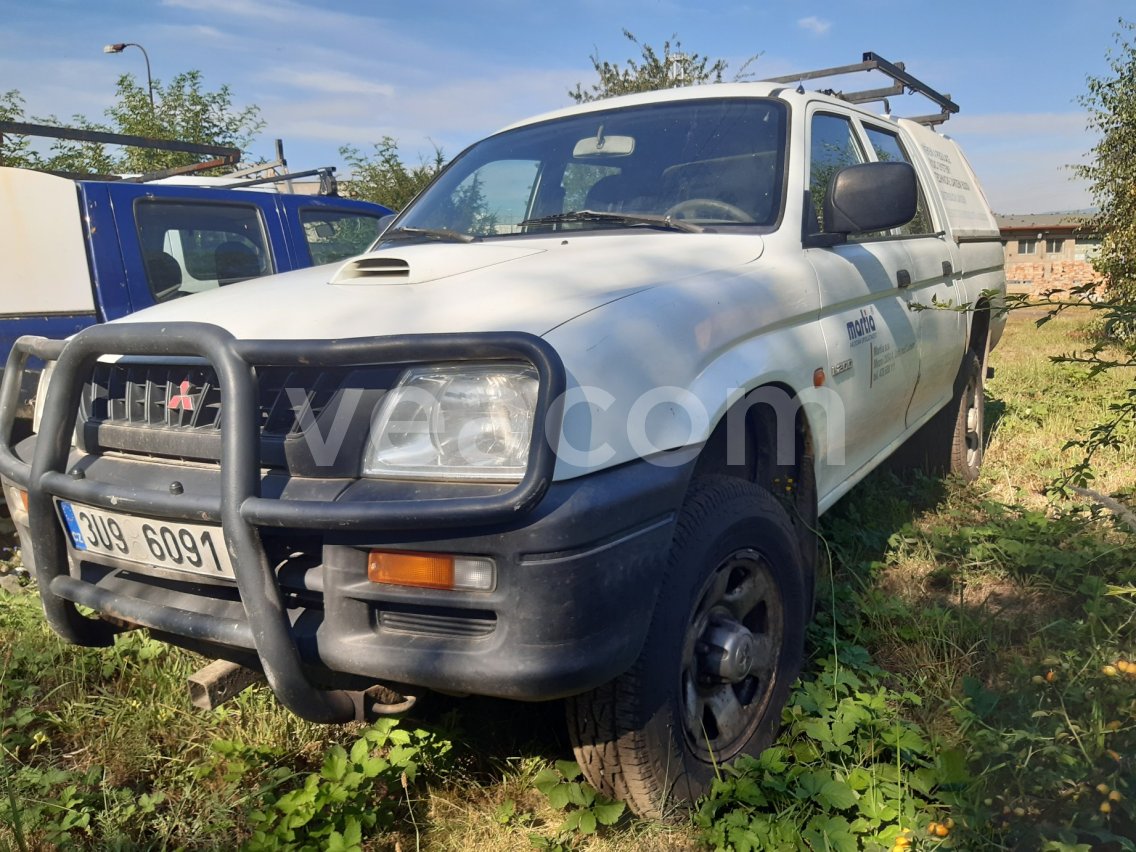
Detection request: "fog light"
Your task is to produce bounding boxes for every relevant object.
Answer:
[367,551,495,591]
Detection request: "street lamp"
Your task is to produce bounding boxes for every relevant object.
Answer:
[103,42,154,111]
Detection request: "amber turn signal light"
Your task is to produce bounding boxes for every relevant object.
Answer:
[367,550,495,591]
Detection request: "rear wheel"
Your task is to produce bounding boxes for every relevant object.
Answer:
[567,476,807,818]
[907,351,985,481]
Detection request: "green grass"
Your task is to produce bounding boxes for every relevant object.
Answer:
[1,309,1134,850]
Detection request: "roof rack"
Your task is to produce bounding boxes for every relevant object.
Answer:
[767,51,959,126]
[0,120,241,180]
[0,124,340,194]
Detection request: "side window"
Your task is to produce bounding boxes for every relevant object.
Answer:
[808,113,866,233]
[562,164,621,212]
[446,159,540,236]
[135,201,273,302]
[301,210,385,265]
[863,126,935,235]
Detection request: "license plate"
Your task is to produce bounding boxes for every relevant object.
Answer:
[58,501,235,580]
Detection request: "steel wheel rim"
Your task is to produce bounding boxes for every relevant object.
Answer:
[680,547,785,762]
[964,371,982,469]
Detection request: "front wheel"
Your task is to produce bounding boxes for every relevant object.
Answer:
[566,476,807,818]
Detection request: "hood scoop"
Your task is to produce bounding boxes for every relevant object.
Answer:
[329,244,547,286]
[331,256,410,283]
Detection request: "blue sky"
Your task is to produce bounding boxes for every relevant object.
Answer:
[0,0,1128,213]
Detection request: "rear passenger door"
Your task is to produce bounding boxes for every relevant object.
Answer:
[805,110,920,489]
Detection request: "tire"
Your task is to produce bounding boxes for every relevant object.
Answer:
[566,476,808,819]
[908,351,985,481]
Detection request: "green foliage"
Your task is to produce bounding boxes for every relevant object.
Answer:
[1076,19,1136,339]
[0,71,263,176]
[922,499,1136,850]
[104,70,265,174]
[695,652,955,851]
[1013,291,1134,490]
[569,29,759,103]
[528,760,625,849]
[340,136,445,209]
[0,89,36,167]
[0,88,115,173]
[242,718,451,851]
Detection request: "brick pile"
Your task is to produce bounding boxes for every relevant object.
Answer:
[1004,259,1103,295]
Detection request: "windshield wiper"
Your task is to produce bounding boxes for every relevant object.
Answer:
[518,209,703,234]
[380,226,478,243]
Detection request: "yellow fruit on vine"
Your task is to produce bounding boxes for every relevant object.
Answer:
[1103,665,1120,677]
[928,822,940,835]
[1101,801,1112,814]
[934,823,951,838]
[893,836,912,848]
[1117,660,1133,673]
[1097,783,1111,795]
[944,817,955,830]
[1031,675,1045,685]
[1110,790,1123,802]
[1013,807,1026,817]
[1045,670,1057,683]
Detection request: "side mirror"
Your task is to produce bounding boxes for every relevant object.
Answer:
[823,161,917,235]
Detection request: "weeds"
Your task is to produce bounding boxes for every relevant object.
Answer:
[1,309,1134,850]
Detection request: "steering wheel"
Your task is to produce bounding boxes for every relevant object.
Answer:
[664,198,755,223]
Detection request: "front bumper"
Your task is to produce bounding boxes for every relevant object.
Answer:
[0,325,688,721]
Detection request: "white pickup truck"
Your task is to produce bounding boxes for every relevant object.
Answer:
[0,54,1004,817]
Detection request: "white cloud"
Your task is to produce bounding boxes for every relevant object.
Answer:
[255,67,576,161]
[261,68,394,98]
[797,16,831,36]
[162,0,347,26]
[950,112,1090,139]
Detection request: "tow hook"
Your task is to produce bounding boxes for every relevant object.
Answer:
[188,659,265,710]
[351,683,417,720]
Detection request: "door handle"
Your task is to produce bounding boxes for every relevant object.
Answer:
[896,269,911,288]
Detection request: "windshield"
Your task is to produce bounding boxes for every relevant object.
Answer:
[386,98,787,240]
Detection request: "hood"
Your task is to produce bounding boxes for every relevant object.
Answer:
[119,233,764,340]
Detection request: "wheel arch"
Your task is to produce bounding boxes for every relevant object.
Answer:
[692,380,819,577]
[968,296,992,365]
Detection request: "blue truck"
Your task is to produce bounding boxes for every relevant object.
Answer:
[0,157,392,428]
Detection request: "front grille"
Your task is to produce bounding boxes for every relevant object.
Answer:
[86,363,223,431]
[79,362,394,466]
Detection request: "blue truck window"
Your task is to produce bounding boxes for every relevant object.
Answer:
[134,200,273,301]
[300,209,386,266]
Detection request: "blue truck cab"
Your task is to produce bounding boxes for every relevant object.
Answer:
[0,166,392,422]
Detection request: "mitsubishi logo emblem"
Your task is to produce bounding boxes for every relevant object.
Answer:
[168,379,195,411]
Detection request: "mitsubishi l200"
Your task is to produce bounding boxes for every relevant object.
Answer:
[0,55,1005,817]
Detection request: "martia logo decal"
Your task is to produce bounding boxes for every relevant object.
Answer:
[846,308,877,346]
[168,379,195,411]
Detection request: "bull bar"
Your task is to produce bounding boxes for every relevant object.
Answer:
[0,322,566,723]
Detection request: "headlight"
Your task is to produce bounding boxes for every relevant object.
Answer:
[363,363,539,481]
